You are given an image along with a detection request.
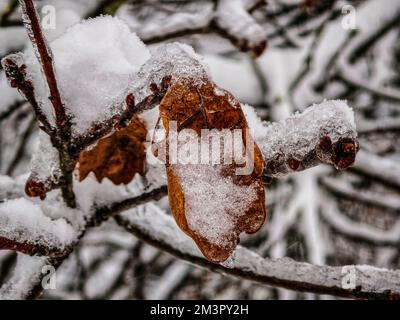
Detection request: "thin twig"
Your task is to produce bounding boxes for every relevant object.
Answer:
[19,0,68,130]
[18,0,76,208]
[2,55,54,134]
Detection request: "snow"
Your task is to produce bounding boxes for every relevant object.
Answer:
[84,250,130,299]
[0,254,48,300]
[128,42,209,104]
[322,196,400,245]
[0,198,76,249]
[42,8,81,41]
[173,164,258,248]
[29,131,62,187]
[255,100,356,171]
[120,201,400,298]
[24,15,150,136]
[124,202,202,257]
[117,1,213,41]
[217,0,267,47]
[0,174,28,200]
[354,150,400,189]
[73,173,135,214]
[242,104,268,143]
[73,166,166,216]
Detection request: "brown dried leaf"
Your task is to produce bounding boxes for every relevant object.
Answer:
[77,116,147,185]
[160,78,266,262]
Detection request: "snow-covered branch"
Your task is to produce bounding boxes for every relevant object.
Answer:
[216,0,267,57]
[321,176,400,212]
[117,0,268,56]
[352,150,400,190]
[0,198,76,257]
[2,4,359,198]
[115,203,400,300]
[320,195,400,247]
[246,100,358,178]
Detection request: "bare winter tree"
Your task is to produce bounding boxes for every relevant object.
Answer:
[0,0,399,300]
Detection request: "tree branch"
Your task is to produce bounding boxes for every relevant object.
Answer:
[352,150,400,190]
[70,76,172,158]
[0,185,170,299]
[321,176,400,212]
[115,203,400,300]
[252,100,358,179]
[321,197,400,247]
[17,0,76,208]
[1,54,53,134]
[336,72,400,103]
[19,0,68,130]
[121,0,267,57]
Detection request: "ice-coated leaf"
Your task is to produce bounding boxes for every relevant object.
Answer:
[160,78,266,263]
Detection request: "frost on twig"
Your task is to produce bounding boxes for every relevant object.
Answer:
[24,132,62,199]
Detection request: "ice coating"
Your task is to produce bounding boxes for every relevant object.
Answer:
[128,42,210,105]
[173,164,257,247]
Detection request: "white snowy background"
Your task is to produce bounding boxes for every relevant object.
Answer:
[0,0,400,299]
